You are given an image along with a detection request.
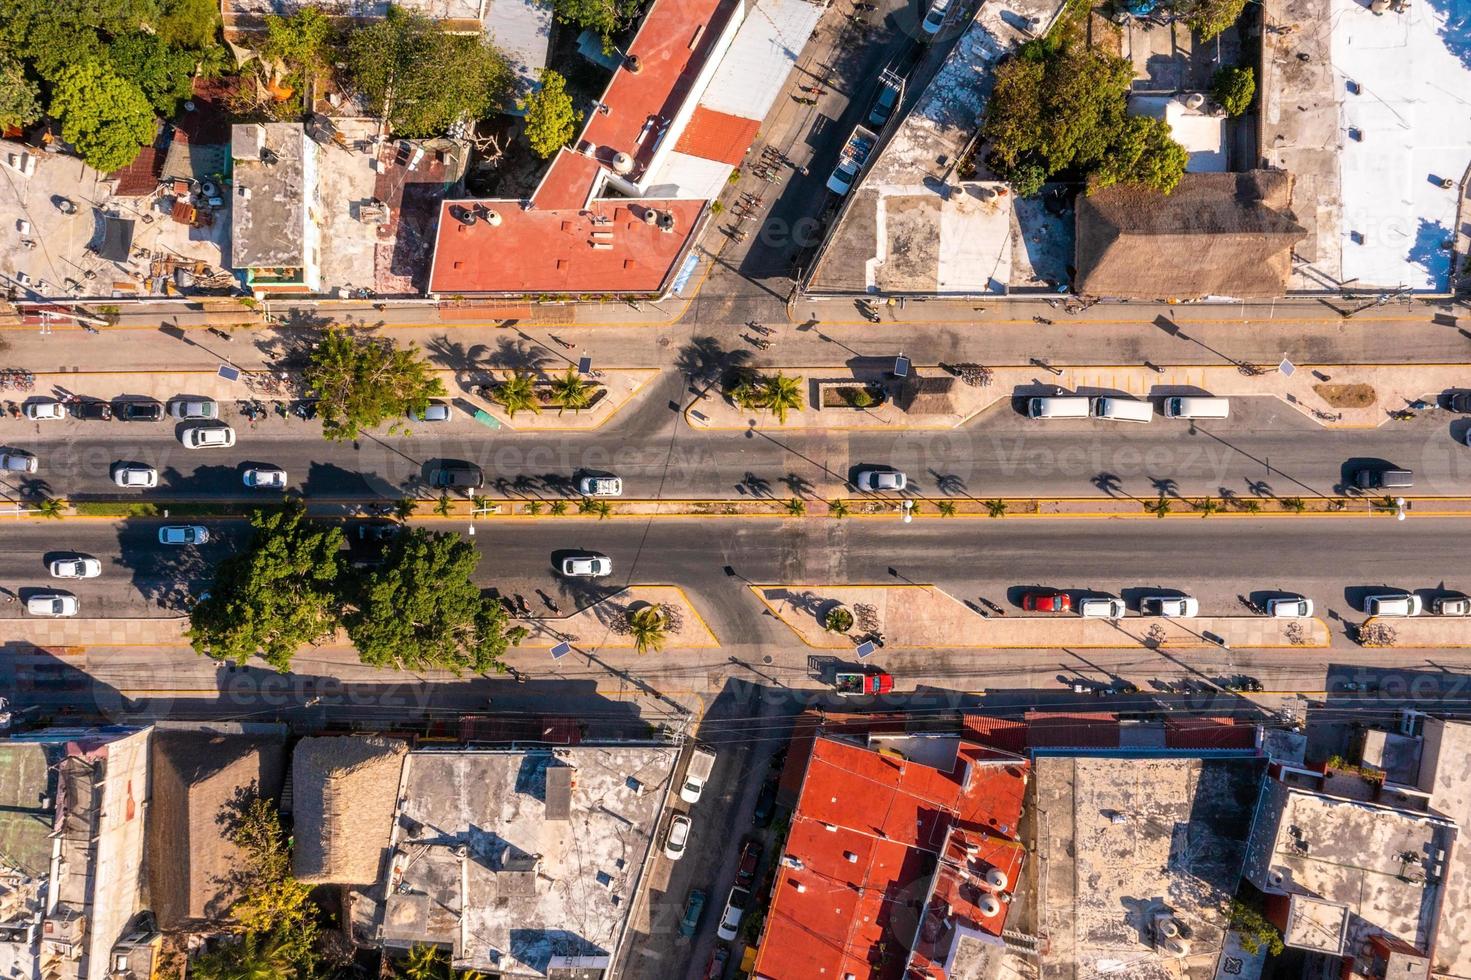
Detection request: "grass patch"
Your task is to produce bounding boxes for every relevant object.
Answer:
[1313,383,1375,408]
[71,501,283,518]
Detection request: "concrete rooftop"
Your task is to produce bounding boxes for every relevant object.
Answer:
[230,123,310,270]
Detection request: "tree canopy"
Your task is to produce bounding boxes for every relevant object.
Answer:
[345,5,513,136]
[1179,0,1249,40]
[49,61,156,173]
[304,327,447,441]
[0,52,41,130]
[345,529,528,674]
[106,32,199,115]
[1212,65,1255,117]
[983,30,1187,196]
[521,69,582,159]
[187,504,346,671]
[552,0,643,48]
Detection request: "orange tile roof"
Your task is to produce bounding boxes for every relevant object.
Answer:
[754,737,1028,980]
[674,107,761,166]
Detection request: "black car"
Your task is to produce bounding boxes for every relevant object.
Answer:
[752,780,778,827]
[70,399,112,421]
[735,838,763,887]
[430,463,484,489]
[116,399,163,422]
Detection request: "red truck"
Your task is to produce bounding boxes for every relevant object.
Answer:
[835,670,894,696]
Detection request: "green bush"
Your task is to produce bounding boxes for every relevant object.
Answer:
[1211,66,1255,117]
[824,607,854,633]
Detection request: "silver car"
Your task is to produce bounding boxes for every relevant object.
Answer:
[561,555,611,577]
[0,451,37,473]
[50,557,101,579]
[113,464,158,488]
[26,593,77,617]
[159,525,210,546]
[1078,597,1126,619]
[855,469,907,492]
[243,468,287,489]
[579,476,623,497]
[182,425,236,449]
[409,401,452,422]
[1140,595,1200,618]
[169,398,218,420]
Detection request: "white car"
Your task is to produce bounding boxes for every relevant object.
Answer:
[26,593,77,617]
[716,887,750,942]
[561,555,612,577]
[409,402,452,422]
[159,525,210,546]
[50,557,101,579]
[1364,593,1422,617]
[22,400,64,421]
[0,451,37,473]
[1078,597,1126,619]
[855,469,907,492]
[1140,595,1200,618]
[169,398,218,420]
[243,468,287,489]
[579,476,623,497]
[664,814,691,860]
[113,464,158,488]
[182,425,236,449]
[921,0,951,34]
[1266,597,1313,618]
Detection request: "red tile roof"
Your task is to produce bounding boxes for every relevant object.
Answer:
[754,737,1027,980]
[109,144,164,196]
[675,107,761,166]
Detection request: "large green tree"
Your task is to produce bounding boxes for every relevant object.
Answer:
[1179,0,1249,40]
[345,5,513,136]
[346,529,528,674]
[1092,114,1189,194]
[0,52,41,130]
[188,504,346,671]
[48,61,155,173]
[106,32,198,115]
[157,0,222,50]
[1211,65,1255,117]
[552,0,642,47]
[520,69,581,158]
[304,327,447,441]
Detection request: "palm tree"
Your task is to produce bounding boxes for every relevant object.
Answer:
[985,498,1007,518]
[1280,496,1306,514]
[494,372,541,418]
[578,498,612,520]
[729,378,762,411]
[784,498,806,517]
[189,932,296,980]
[549,367,594,415]
[1194,496,1220,518]
[828,498,850,519]
[395,497,416,520]
[525,500,543,516]
[758,372,804,424]
[34,497,66,519]
[435,494,453,516]
[1239,499,1261,514]
[1146,494,1171,518]
[549,500,568,516]
[627,604,669,654]
[938,500,957,517]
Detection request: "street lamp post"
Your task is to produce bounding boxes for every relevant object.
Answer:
[1395,496,1408,521]
[900,499,913,524]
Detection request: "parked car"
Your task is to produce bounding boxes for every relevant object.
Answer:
[159,525,210,546]
[735,838,763,887]
[1140,595,1200,618]
[0,451,38,473]
[26,593,77,617]
[182,425,236,449]
[1353,467,1413,490]
[1078,597,1126,619]
[1266,596,1314,618]
[49,557,101,579]
[1023,590,1071,613]
[169,398,219,420]
[1434,595,1471,616]
[1448,391,1471,413]
[409,401,452,422]
[855,469,907,492]
[703,945,730,980]
[664,814,692,860]
[1364,593,1422,617]
[22,400,64,421]
[752,779,778,826]
[116,399,163,422]
[579,475,623,497]
[921,0,952,34]
[70,399,112,421]
[243,468,287,489]
[429,463,484,489]
[112,464,158,488]
[678,890,707,938]
[716,887,751,942]
[561,554,612,577]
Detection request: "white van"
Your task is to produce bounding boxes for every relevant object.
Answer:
[1364,594,1422,617]
[1027,396,1091,419]
[1164,396,1230,419]
[679,745,717,804]
[1093,397,1153,423]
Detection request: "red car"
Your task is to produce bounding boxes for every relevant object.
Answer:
[736,838,763,887]
[1023,591,1071,613]
[704,944,730,979]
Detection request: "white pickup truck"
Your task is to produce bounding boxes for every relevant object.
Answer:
[826,125,877,196]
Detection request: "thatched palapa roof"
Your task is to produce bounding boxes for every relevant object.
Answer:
[1074,170,1306,300]
[292,736,407,884]
[148,731,287,927]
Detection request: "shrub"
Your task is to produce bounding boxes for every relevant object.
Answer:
[824,607,854,633]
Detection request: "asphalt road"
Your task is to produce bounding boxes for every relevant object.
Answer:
[4,387,1470,503]
[5,516,1468,638]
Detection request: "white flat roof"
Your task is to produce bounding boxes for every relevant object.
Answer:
[1131,95,1227,173]
[697,0,825,122]
[1333,0,1471,290]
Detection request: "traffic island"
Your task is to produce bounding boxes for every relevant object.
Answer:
[515,586,718,651]
[459,368,659,431]
[752,584,1329,649]
[1353,617,1471,649]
